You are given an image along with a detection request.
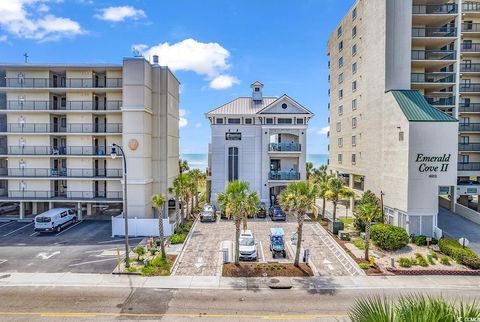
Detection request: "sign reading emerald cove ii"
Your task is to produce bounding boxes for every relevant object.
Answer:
[415,154,450,173]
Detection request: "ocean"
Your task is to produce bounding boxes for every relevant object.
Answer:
[180,153,329,170]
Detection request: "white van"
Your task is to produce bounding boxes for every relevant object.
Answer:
[34,208,77,233]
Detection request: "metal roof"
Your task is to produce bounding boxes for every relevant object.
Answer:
[206,96,278,115]
[389,90,457,122]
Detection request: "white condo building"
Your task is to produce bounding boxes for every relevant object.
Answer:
[206,82,313,205]
[0,57,180,224]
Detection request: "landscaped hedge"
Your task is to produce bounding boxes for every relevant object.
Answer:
[438,238,480,270]
[370,224,409,251]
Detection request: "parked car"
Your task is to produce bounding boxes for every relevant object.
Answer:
[0,202,20,214]
[239,230,257,261]
[256,202,267,218]
[269,205,286,221]
[200,204,217,222]
[269,227,286,258]
[34,208,77,233]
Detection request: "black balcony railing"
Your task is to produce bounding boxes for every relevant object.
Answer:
[412,27,457,37]
[3,168,122,178]
[411,73,456,83]
[460,83,480,92]
[461,42,480,52]
[411,50,456,60]
[458,162,480,171]
[462,23,480,32]
[461,63,480,72]
[6,146,121,156]
[463,2,480,12]
[0,100,122,111]
[1,78,122,88]
[1,123,123,133]
[459,143,480,151]
[459,123,480,131]
[269,171,300,181]
[268,143,301,152]
[425,96,455,106]
[459,103,480,113]
[5,190,122,200]
[412,4,457,14]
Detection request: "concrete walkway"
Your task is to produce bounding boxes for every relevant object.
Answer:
[0,272,478,291]
[438,207,480,254]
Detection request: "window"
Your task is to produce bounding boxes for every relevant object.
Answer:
[352,7,357,20]
[338,154,343,163]
[351,154,356,164]
[352,44,357,56]
[296,118,304,124]
[278,118,292,124]
[352,117,357,128]
[465,21,473,31]
[339,41,343,51]
[228,147,239,182]
[463,40,473,50]
[352,62,357,74]
[245,118,252,124]
[61,211,68,218]
[338,138,343,147]
[460,136,469,144]
[266,118,273,124]
[338,73,344,83]
[216,118,224,124]
[352,26,357,38]
[338,89,343,99]
[339,57,344,67]
[352,80,357,91]
[352,135,357,146]
[399,131,404,141]
[461,116,470,125]
[228,118,240,124]
[352,99,357,110]
[461,154,470,163]
[337,26,342,37]
[254,87,260,92]
[336,122,341,132]
[338,105,343,115]
[281,103,288,109]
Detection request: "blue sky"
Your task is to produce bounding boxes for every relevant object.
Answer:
[0,0,355,154]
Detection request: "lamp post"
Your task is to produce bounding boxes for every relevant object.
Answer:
[111,143,129,268]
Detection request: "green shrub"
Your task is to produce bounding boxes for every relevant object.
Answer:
[169,233,186,244]
[133,246,146,260]
[151,255,170,269]
[370,224,409,251]
[126,266,137,273]
[430,251,438,260]
[359,263,370,270]
[398,257,413,268]
[440,256,450,265]
[427,254,434,265]
[149,247,156,256]
[413,235,427,246]
[352,238,365,250]
[415,253,429,267]
[438,238,480,269]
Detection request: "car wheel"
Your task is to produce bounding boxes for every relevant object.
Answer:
[283,251,286,258]
[72,217,77,224]
[56,225,61,233]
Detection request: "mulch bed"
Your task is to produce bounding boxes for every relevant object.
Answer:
[223,262,313,277]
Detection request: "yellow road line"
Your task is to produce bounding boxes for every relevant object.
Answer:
[0,311,348,320]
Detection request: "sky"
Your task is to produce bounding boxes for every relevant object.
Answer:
[0,0,355,154]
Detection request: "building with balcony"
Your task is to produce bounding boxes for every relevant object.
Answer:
[206,82,313,205]
[327,0,460,237]
[0,57,180,221]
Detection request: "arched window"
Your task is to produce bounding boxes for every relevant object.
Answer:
[228,147,239,181]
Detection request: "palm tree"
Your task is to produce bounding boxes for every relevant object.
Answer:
[311,167,333,219]
[278,181,318,266]
[151,194,167,258]
[171,173,190,227]
[355,202,380,261]
[189,168,204,210]
[217,181,259,265]
[306,162,314,180]
[179,159,190,174]
[324,177,354,222]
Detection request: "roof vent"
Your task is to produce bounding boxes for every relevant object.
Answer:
[152,55,159,65]
[251,81,264,102]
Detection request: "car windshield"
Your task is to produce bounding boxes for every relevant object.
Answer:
[271,236,283,246]
[240,238,254,246]
[35,217,51,223]
[203,206,213,212]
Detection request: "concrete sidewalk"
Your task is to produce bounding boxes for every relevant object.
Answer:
[0,272,479,291]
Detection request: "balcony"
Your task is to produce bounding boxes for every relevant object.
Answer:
[0,100,122,111]
[411,50,456,60]
[412,4,457,14]
[459,143,480,151]
[458,162,480,171]
[460,83,480,93]
[0,78,122,88]
[268,143,301,152]
[462,23,480,33]
[460,63,480,73]
[461,42,480,53]
[412,27,457,37]
[411,73,455,83]
[459,103,480,113]
[3,190,122,201]
[1,123,122,133]
[269,171,300,181]
[2,168,122,178]
[459,123,480,131]
[425,96,455,106]
[463,2,480,12]
[4,146,121,156]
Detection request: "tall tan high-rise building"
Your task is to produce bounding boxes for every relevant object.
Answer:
[0,57,179,223]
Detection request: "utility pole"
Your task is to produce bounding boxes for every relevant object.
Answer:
[23,53,29,63]
[380,191,385,223]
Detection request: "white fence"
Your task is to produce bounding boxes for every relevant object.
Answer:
[111,214,174,237]
[454,203,480,225]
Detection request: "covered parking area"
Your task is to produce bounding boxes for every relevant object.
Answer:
[438,207,480,254]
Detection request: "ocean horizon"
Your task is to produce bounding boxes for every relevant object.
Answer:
[180,153,328,170]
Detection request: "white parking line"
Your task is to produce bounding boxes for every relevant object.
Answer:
[0,222,14,229]
[29,232,38,237]
[0,259,7,265]
[259,241,266,263]
[68,258,117,267]
[55,220,83,236]
[97,237,143,244]
[2,222,33,237]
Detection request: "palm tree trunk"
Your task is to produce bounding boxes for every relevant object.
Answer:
[294,212,304,267]
[158,209,166,258]
[364,221,371,261]
[190,195,194,216]
[195,183,199,210]
[235,219,241,265]
[332,200,337,222]
[181,200,186,227]
[322,197,326,218]
[175,195,180,231]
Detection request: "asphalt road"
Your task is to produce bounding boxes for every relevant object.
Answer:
[0,220,141,273]
[0,286,478,321]
[438,207,480,254]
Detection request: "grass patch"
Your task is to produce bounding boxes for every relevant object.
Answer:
[352,238,365,250]
[359,263,370,270]
[340,217,355,227]
[140,255,172,276]
[169,233,187,244]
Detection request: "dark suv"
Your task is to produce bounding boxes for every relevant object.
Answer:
[256,202,267,218]
[269,205,286,221]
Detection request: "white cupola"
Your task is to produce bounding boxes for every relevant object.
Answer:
[251,81,264,102]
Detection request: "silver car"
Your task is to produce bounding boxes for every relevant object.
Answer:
[200,204,217,222]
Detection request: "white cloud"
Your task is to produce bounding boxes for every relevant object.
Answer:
[0,35,7,42]
[209,75,239,90]
[95,6,146,22]
[0,0,84,42]
[309,126,330,135]
[179,109,188,128]
[195,122,202,128]
[134,38,239,90]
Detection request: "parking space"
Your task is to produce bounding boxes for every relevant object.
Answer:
[0,220,141,273]
[174,217,353,276]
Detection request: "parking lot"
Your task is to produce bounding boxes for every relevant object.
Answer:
[173,216,359,277]
[0,220,141,273]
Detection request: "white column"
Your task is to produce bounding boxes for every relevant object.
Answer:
[19,202,25,219]
[349,174,355,212]
[87,203,92,217]
[32,202,38,215]
[77,202,83,221]
[48,202,53,210]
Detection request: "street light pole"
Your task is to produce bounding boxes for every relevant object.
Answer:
[111,143,129,268]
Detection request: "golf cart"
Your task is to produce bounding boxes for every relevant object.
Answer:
[269,227,287,259]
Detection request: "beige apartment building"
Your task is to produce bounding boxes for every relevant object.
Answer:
[327,0,464,237]
[0,57,180,223]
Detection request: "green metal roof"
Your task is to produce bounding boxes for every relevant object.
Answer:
[389,90,457,122]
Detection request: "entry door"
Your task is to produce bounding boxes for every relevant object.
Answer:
[94,96,99,110]
[53,96,58,110]
[53,117,58,132]
[52,75,58,87]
